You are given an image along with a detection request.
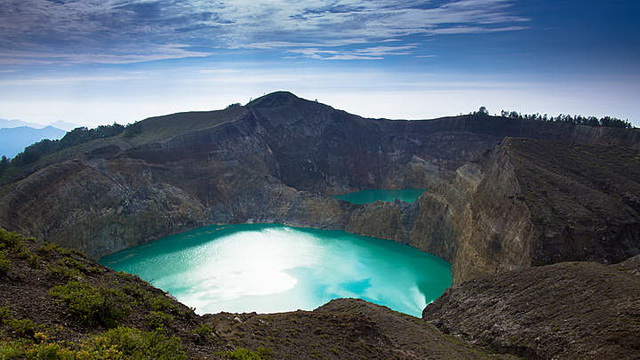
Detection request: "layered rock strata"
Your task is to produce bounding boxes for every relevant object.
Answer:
[1,92,639,280]
[423,256,640,359]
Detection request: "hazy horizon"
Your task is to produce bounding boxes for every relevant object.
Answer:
[1,0,638,128]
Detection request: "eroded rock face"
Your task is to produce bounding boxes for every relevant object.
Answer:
[422,257,640,359]
[416,138,640,282]
[1,91,639,271]
[445,142,537,282]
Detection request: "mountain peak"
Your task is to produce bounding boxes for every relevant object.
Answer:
[246,91,301,109]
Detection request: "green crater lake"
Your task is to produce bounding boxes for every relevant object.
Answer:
[333,188,426,204]
[100,224,452,317]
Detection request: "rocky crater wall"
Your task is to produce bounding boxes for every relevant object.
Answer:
[1,92,639,283]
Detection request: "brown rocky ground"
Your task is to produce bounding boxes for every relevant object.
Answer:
[204,298,513,359]
[423,256,640,359]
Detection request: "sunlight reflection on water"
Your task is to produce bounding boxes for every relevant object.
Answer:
[100,224,451,317]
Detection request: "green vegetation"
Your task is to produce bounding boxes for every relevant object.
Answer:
[123,122,143,138]
[45,263,84,280]
[49,281,130,328]
[1,308,39,341]
[10,124,125,166]
[0,123,130,182]
[5,318,38,339]
[0,306,9,321]
[0,229,35,275]
[0,155,9,175]
[499,110,633,129]
[217,347,273,359]
[0,228,30,252]
[37,242,72,256]
[119,280,192,318]
[0,229,200,359]
[145,311,174,330]
[87,327,188,359]
[0,250,11,276]
[0,327,188,360]
[193,322,218,344]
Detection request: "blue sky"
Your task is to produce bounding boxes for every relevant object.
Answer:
[0,0,638,127]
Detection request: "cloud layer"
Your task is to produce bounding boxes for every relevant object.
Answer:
[0,0,527,64]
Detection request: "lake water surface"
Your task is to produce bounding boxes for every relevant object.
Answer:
[333,188,426,204]
[100,224,451,317]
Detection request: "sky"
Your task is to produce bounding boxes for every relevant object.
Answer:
[0,0,638,127]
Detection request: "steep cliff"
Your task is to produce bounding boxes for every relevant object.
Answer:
[1,91,639,268]
[433,138,640,282]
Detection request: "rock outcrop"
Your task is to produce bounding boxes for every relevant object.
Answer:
[423,256,640,359]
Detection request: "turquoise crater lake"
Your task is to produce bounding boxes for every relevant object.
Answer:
[333,188,426,204]
[100,224,452,317]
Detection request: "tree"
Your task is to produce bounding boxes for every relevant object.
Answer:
[0,155,8,175]
[478,106,489,115]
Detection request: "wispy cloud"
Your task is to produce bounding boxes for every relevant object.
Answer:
[0,74,147,86]
[0,44,212,66]
[0,0,528,64]
[288,45,418,60]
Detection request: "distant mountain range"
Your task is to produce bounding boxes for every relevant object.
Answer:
[0,117,79,159]
[0,118,78,131]
[0,125,66,158]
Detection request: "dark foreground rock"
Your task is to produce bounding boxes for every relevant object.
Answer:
[205,298,514,360]
[423,256,640,359]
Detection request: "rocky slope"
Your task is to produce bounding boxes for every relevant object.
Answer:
[0,229,507,359]
[423,256,640,359]
[416,138,640,282]
[0,91,639,280]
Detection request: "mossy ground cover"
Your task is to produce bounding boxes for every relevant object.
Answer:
[0,229,224,359]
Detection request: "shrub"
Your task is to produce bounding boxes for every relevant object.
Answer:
[147,294,177,312]
[87,327,187,360]
[123,123,142,138]
[0,229,30,256]
[28,254,41,268]
[121,283,190,317]
[0,229,22,248]
[25,343,80,360]
[37,242,71,256]
[45,264,83,280]
[145,311,174,330]
[49,281,130,328]
[0,251,11,276]
[5,318,38,339]
[0,306,10,321]
[217,347,272,360]
[120,283,150,303]
[0,342,25,359]
[193,322,218,344]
